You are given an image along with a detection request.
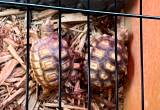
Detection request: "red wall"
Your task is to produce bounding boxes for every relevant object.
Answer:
[124,0,160,110]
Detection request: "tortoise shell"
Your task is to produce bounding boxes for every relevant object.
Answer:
[30,19,71,91]
[30,34,71,89]
[87,29,128,89]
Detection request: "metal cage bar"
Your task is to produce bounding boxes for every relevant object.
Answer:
[0,0,159,110]
[25,0,30,110]
[58,0,62,109]
[0,1,160,20]
[87,0,91,109]
[114,0,119,109]
[140,0,145,110]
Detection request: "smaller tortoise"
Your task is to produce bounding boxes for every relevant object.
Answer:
[30,19,71,97]
[85,27,129,91]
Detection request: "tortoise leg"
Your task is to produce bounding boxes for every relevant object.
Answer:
[39,86,50,100]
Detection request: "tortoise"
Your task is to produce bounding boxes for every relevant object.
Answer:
[30,19,71,97]
[85,27,129,92]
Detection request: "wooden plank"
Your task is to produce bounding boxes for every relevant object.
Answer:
[124,0,160,110]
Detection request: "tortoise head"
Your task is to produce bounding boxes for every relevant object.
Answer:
[41,18,55,38]
[117,27,129,45]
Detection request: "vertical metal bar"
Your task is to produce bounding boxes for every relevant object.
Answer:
[25,0,30,110]
[140,0,144,110]
[114,0,119,110]
[87,0,91,109]
[58,0,62,109]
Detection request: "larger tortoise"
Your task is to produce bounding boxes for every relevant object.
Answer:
[30,19,71,97]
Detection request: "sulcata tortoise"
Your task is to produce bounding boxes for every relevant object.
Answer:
[30,19,71,97]
[86,27,129,91]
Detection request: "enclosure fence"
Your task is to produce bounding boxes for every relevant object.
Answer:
[0,0,158,110]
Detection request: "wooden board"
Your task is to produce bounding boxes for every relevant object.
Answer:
[124,0,160,110]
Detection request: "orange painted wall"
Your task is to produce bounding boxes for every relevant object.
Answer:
[124,0,160,110]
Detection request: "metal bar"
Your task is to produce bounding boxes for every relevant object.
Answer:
[58,0,62,109]
[25,0,30,110]
[140,0,144,110]
[114,0,119,110]
[0,1,160,20]
[87,0,91,109]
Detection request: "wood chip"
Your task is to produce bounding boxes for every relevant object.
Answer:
[34,101,40,110]
[0,59,18,85]
[7,45,26,70]
[5,78,22,83]
[17,83,36,105]
[12,67,25,78]
[0,9,25,17]
[0,55,12,64]
[61,13,87,23]
[3,38,19,47]
[43,103,87,110]
[12,27,21,36]
[0,88,25,108]
[28,92,37,110]
[15,75,26,88]
[32,9,58,21]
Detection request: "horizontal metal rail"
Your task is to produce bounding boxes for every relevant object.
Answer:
[0,1,160,20]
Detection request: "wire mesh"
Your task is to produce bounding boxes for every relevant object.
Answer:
[0,0,158,110]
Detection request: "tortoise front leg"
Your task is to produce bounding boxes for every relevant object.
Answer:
[39,86,50,100]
